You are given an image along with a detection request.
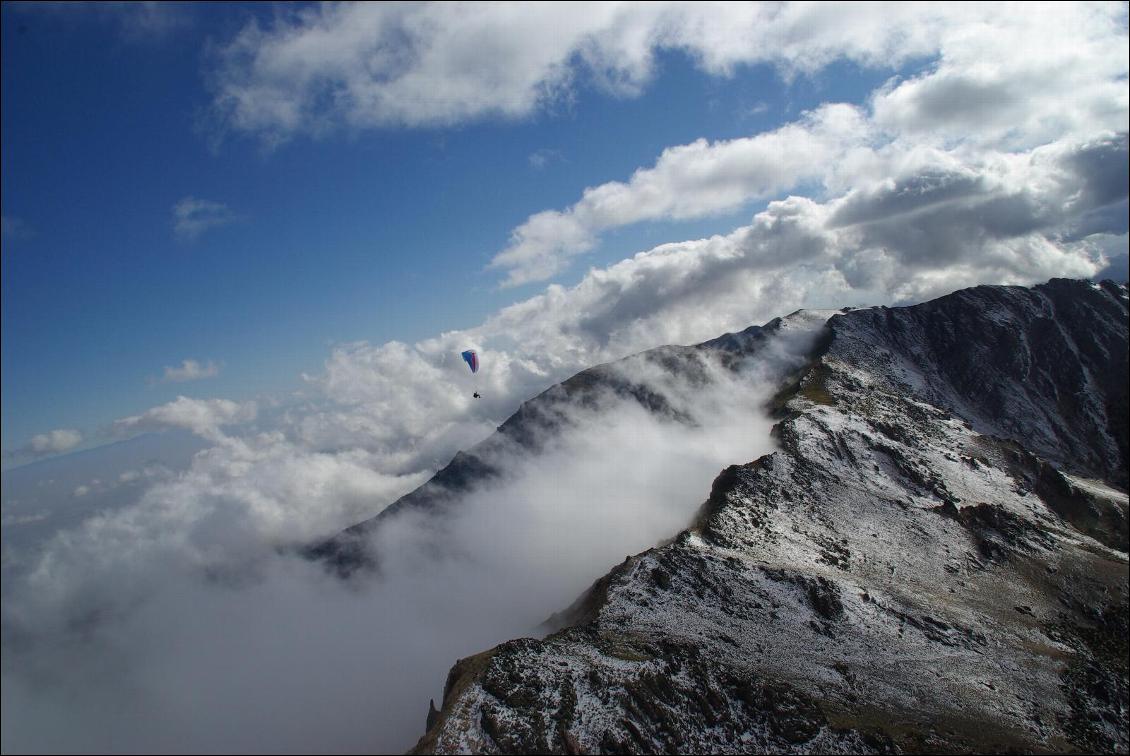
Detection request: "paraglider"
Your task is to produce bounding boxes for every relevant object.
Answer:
[462,349,481,398]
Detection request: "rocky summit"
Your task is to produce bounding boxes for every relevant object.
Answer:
[325,279,1129,754]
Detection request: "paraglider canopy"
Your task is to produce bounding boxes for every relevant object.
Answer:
[461,349,479,374]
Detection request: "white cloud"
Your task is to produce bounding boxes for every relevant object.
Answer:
[205,3,1126,147]
[115,396,257,444]
[29,429,83,456]
[868,3,1129,148]
[275,133,1122,489]
[198,1,1129,286]
[4,429,84,462]
[172,197,237,240]
[160,359,221,383]
[489,2,1128,285]
[3,321,815,752]
[492,103,871,285]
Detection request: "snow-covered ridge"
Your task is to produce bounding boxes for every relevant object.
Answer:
[826,278,1129,487]
[413,278,1128,754]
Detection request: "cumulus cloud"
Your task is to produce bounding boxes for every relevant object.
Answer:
[3,429,84,462]
[492,103,871,285]
[172,196,238,240]
[488,2,1128,285]
[197,1,1129,288]
[160,358,221,383]
[115,396,256,444]
[29,429,83,455]
[494,123,1128,285]
[868,4,1128,148]
[205,3,1125,147]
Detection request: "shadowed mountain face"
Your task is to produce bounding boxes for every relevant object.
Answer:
[405,279,1128,755]
[829,279,1129,488]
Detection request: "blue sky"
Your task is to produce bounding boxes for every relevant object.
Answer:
[2,3,899,454]
[2,2,1126,462]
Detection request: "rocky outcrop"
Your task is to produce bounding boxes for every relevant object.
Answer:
[414,280,1129,754]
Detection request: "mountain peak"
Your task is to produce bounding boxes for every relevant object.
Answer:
[412,279,1128,754]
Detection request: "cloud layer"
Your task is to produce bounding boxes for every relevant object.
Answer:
[3,331,815,753]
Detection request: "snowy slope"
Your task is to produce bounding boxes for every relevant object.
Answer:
[414,279,1129,754]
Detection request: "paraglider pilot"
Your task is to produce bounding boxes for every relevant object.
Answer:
[462,350,481,398]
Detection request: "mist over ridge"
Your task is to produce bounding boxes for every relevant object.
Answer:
[2,309,828,753]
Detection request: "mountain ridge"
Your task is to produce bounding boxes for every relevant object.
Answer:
[306,317,792,576]
[410,278,1129,754]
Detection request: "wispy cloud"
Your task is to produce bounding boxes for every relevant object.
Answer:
[160,359,221,384]
[1,215,34,241]
[105,1,193,41]
[172,197,238,241]
[528,148,562,170]
[9,2,193,43]
[745,101,770,117]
